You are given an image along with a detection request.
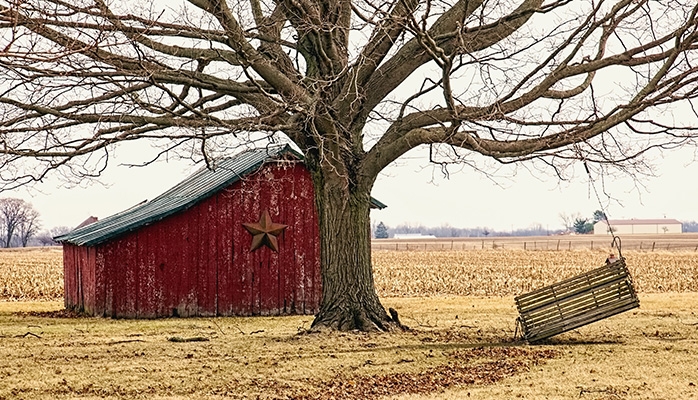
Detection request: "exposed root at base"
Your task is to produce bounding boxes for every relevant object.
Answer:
[311,306,409,333]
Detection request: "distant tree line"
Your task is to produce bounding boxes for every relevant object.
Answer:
[0,197,72,247]
[683,221,698,233]
[374,214,698,238]
[373,221,561,238]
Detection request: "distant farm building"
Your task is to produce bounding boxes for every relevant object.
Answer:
[393,234,437,239]
[56,145,385,318]
[593,219,682,235]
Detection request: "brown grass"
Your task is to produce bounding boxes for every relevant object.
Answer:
[2,247,698,399]
[1,294,697,399]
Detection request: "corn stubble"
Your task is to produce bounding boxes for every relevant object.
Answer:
[0,249,63,301]
[372,249,698,297]
[1,248,696,301]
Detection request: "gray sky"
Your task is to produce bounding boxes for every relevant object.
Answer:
[371,147,697,232]
[3,1,696,234]
[7,143,697,233]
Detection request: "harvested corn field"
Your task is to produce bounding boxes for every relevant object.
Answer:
[373,249,698,297]
[2,247,698,301]
[0,248,63,301]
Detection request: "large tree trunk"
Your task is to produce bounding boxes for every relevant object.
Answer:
[309,163,401,331]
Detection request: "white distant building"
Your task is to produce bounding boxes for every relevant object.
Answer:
[593,219,682,235]
[393,233,437,239]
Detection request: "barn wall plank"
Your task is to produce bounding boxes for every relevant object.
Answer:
[136,227,155,318]
[62,244,75,310]
[83,246,96,314]
[94,244,106,316]
[102,241,116,317]
[217,187,235,315]
[196,196,217,316]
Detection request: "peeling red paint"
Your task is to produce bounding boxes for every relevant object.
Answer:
[63,161,321,318]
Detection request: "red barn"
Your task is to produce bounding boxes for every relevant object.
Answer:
[57,144,385,318]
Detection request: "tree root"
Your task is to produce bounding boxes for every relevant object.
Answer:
[311,305,410,332]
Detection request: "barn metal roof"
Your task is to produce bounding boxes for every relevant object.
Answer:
[56,144,386,246]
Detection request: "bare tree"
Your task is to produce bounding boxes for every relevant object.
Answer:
[559,212,583,232]
[35,226,73,246]
[0,198,40,247]
[17,207,40,247]
[1,0,697,330]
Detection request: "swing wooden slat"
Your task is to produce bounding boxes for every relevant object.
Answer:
[515,258,639,343]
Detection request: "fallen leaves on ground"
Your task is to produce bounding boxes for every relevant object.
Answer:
[295,346,558,400]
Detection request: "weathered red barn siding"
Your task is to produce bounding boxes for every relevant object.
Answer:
[63,244,97,315]
[63,160,321,317]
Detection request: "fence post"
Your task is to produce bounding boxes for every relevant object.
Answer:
[591,241,594,250]
[556,239,561,251]
[524,242,527,250]
[652,242,656,251]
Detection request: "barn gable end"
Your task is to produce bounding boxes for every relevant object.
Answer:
[57,145,324,318]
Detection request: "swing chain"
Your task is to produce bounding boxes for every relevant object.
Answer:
[580,156,622,259]
[611,235,623,260]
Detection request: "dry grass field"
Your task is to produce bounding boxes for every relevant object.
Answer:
[1,295,697,399]
[1,244,698,399]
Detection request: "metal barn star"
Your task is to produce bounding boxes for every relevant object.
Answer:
[242,210,287,252]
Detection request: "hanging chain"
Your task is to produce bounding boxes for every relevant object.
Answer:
[577,147,623,259]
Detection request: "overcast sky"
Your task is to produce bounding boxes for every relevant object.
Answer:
[6,141,697,234]
[3,1,696,235]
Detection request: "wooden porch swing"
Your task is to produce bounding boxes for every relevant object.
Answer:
[514,160,640,343]
[515,237,640,342]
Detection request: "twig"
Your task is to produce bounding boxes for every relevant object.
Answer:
[211,319,226,335]
[108,339,146,345]
[577,385,614,396]
[249,330,265,335]
[167,336,210,343]
[16,332,41,338]
[230,324,246,334]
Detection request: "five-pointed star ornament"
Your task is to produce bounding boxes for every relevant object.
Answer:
[242,210,288,252]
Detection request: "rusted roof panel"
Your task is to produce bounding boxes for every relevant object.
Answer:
[56,144,386,246]
[56,145,300,246]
